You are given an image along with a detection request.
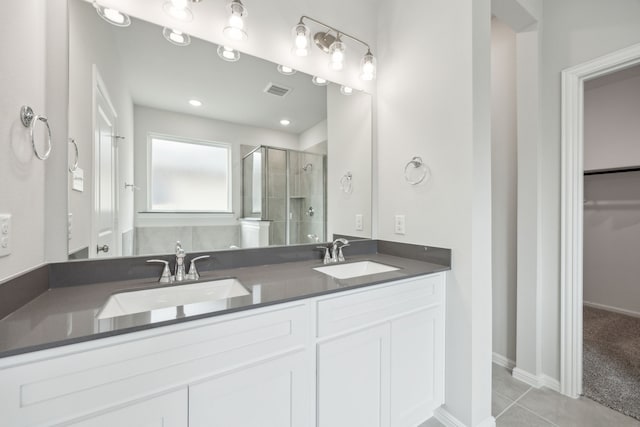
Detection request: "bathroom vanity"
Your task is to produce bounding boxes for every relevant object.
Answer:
[0,241,449,427]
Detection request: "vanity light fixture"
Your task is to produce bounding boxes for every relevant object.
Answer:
[292,16,376,81]
[311,76,329,86]
[223,0,248,41]
[93,2,131,27]
[163,0,194,22]
[189,99,202,107]
[280,119,291,126]
[163,28,191,46]
[217,45,240,62]
[277,65,296,75]
[340,85,353,96]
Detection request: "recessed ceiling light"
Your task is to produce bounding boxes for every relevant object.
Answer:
[163,1,193,22]
[340,85,354,95]
[280,119,291,126]
[94,3,131,27]
[163,27,191,46]
[217,45,240,62]
[312,76,329,86]
[277,65,296,75]
[189,99,202,107]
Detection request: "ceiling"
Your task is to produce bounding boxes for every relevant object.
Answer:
[92,4,328,134]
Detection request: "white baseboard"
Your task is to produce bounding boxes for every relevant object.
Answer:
[512,367,560,392]
[434,407,495,427]
[492,352,515,370]
[583,301,640,319]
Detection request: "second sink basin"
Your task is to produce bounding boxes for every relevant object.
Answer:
[313,261,400,279]
[97,278,249,319]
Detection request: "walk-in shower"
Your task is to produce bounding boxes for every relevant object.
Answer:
[242,146,326,246]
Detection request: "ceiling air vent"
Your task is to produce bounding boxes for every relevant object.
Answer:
[263,83,292,97]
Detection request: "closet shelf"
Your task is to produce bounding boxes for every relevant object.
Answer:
[584,166,640,176]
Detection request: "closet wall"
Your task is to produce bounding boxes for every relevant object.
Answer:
[583,65,640,317]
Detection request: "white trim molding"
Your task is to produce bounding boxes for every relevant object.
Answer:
[492,352,515,370]
[511,368,560,393]
[560,42,640,399]
[583,301,640,319]
[434,407,496,427]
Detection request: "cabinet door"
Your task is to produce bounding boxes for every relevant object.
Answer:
[67,389,187,427]
[317,323,391,427]
[189,351,311,427]
[390,307,444,427]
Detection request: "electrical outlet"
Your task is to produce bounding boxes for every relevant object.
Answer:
[394,215,406,235]
[355,214,363,231]
[0,214,11,257]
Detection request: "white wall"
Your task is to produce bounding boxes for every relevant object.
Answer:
[584,172,640,316]
[539,0,640,382]
[0,0,47,281]
[584,68,640,171]
[133,105,299,224]
[376,0,493,425]
[299,119,327,153]
[491,19,518,364]
[68,0,135,256]
[327,86,372,239]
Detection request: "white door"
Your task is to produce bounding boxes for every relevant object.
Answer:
[189,351,312,427]
[92,76,118,258]
[67,389,187,427]
[317,323,391,427]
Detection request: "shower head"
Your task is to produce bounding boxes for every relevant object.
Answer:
[302,163,313,172]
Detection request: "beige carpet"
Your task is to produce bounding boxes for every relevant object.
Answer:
[583,306,640,421]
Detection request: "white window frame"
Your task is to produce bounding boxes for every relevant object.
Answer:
[146,133,233,213]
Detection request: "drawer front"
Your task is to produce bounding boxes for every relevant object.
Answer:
[316,274,443,338]
[0,303,308,427]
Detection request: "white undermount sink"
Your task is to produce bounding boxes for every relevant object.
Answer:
[313,261,400,280]
[97,278,249,319]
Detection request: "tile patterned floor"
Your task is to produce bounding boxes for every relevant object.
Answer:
[420,364,640,426]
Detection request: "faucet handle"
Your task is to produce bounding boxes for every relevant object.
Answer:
[147,259,174,283]
[175,241,185,256]
[337,244,350,262]
[186,255,210,281]
[316,246,332,264]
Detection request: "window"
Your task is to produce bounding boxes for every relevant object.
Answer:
[149,136,231,212]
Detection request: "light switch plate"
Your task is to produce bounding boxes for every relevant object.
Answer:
[72,168,84,192]
[0,214,11,257]
[394,215,406,235]
[355,214,363,231]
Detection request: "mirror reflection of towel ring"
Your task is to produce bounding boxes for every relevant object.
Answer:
[340,172,353,193]
[21,106,52,161]
[404,156,430,185]
[68,138,79,172]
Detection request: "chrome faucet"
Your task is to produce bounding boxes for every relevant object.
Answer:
[174,241,186,282]
[331,238,350,263]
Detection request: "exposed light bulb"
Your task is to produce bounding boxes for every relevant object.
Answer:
[291,23,310,57]
[223,0,248,41]
[162,1,193,21]
[360,50,377,81]
[329,39,345,71]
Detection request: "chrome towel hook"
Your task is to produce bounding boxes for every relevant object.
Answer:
[404,156,430,185]
[20,106,52,161]
[340,171,353,194]
[68,138,79,172]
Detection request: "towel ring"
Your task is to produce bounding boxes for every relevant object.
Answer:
[340,172,353,194]
[404,156,430,185]
[68,138,79,172]
[21,106,52,161]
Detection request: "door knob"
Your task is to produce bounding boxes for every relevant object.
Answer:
[97,244,110,253]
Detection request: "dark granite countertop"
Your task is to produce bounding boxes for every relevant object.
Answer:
[0,243,450,359]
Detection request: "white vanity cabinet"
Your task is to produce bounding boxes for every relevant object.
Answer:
[0,272,445,427]
[316,274,445,427]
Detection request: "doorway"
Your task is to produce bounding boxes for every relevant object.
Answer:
[560,42,640,404]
